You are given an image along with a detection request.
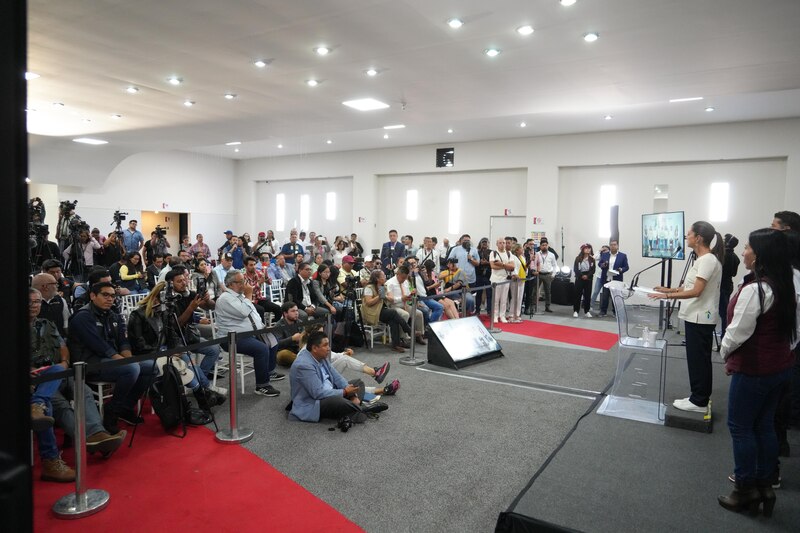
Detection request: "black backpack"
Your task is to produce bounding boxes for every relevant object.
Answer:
[150,362,188,436]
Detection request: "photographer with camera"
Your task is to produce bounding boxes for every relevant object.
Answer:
[41,259,75,304]
[62,229,102,282]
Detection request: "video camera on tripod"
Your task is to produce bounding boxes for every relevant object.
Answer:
[155,225,169,238]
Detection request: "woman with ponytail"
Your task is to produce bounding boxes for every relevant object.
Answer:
[650,221,723,412]
[717,228,796,516]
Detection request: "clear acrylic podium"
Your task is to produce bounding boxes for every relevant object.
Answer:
[596,283,667,425]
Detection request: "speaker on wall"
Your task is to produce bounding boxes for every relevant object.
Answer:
[426,316,504,369]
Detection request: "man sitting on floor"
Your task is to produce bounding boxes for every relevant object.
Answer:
[274,301,303,367]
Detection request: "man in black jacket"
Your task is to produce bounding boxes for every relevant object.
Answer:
[284,262,329,321]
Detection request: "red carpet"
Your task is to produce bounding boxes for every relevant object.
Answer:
[33,413,363,533]
[478,316,618,351]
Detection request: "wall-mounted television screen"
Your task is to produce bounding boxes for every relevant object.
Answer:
[642,211,685,260]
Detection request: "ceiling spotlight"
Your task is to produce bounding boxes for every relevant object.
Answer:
[669,96,704,103]
[183,100,195,107]
[447,18,464,29]
[604,115,613,120]
[560,0,577,6]
[516,25,535,36]
[234,148,240,153]
[254,59,267,68]
[520,121,527,128]
[583,32,599,43]
[225,141,242,146]
[224,93,237,100]
[25,177,31,184]
[383,134,389,139]
[342,98,390,111]
[72,137,108,145]
[277,144,283,149]
[383,124,405,130]
[126,86,139,94]
[705,106,715,112]
[485,48,502,57]
[52,102,64,108]
[314,46,331,56]
[167,76,183,86]
[366,68,378,77]
[447,128,454,134]
[306,79,319,87]
[111,114,122,119]
[25,72,40,80]
[326,139,333,144]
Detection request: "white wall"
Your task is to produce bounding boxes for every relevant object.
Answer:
[255,177,353,243]
[558,158,787,287]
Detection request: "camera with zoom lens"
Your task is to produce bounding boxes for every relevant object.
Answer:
[113,210,127,223]
[59,199,77,215]
[161,280,182,303]
[155,225,169,238]
[336,416,353,433]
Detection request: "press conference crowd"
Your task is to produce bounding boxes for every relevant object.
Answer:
[28,212,800,519]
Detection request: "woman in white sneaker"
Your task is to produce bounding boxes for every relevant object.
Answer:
[490,239,515,323]
[572,244,595,318]
[650,221,723,412]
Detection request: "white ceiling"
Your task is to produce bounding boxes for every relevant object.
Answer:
[27,0,800,162]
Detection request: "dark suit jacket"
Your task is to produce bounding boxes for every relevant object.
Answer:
[284,276,324,307]
[380,241,404,272]
[598,251,629,281]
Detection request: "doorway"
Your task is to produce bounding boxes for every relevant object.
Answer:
[140,211,187,254]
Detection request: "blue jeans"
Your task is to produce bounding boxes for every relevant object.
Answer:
[474,275,492,315]
[728,368,792,482]
[178,353,210,389]
[89,360,156,412]
[422,299,444,323]
[197,344,222,379]
[221,336,276,387]
[32,366,64,460]
[591,277,604,306]
[51,380,106,438]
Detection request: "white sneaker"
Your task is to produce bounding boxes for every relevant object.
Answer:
[499,316,509,323]
[573,312,579,318]
[209,384,228,396]
[672,398,707,413]
[585,312,593,318]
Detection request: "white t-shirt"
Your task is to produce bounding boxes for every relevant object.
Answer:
[679,252,722,324]
[490,250,512,283]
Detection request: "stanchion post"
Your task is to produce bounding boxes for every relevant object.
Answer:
[460,287,468,318]
[53,362,110,519]
[216,331,254,444]
[489,282,502,333]
[400,294,425,366]
[325,313,333,339]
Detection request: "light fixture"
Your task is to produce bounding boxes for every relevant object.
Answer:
[25,177,31,184]
[583,32,599,43]
[447,128,454,133]
[277,143,283,149]
[82,118,92,123]
[224,93,237,100]
[383,134,389,139]
[705,106,715,112]
[342,98,390,111]
[52,102,64,108]
[560,0,577,6]
[126,86,139,94]
[234,148,240,153]
[604,115,613,120]
[154,210,159,214]
[25,72,40,80]
[306,79,319,87]
[111,114,122,119]
[560,265,572,275]
[366,68,378,77]
[326,139,333,144]
[254,59,267,68]
[72,138,108,145]
[520,121,527,128]
[167,76,183,86]
[517,25,534,36]
[447,18,463,29]
[183,100,195,107]
[669,96,704,103]
[383,124,405,130]
[225,141,242,146]
[314,46,331,56]
[485,48,502,57]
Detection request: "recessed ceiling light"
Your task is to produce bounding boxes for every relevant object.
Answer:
[520,121,527,128]
[669,96,704,103]
[705,106,715,112]
[342,98,390,111]
[383,124,405,130]
[604,115,613,120]
[517,25,534,36]
[82,118,92,123]
[126,86,139,94]
[25,72,40,80]
[383,134,389,139]
[277,144,283,149]
[167,76,183,86]
[183,100,195,107]
[72,138,108,145]
[485,48,502,57]
[583,32,599,43]
[314,46,331,56]
[254,59,268,68]
[326,139,333,144]
[225,141,242,146]
[111,114,122,119]
[224,93,237,100]
[447,18,464,29]
[306,79,320,87]
[560,0,577,6]
[52,102,64,108]
[366,68,378,77]
[234,148,240,153]
[447,128,454,134]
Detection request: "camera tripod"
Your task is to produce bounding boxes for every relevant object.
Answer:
[341,282,368,348]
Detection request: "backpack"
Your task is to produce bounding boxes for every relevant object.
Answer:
[150,361,188,435]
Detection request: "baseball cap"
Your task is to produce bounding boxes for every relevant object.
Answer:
[223,252,233,260]
[224,230,233,235]
[363,254,375,262]
[258,231,266,237]
[342,255,355,264]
